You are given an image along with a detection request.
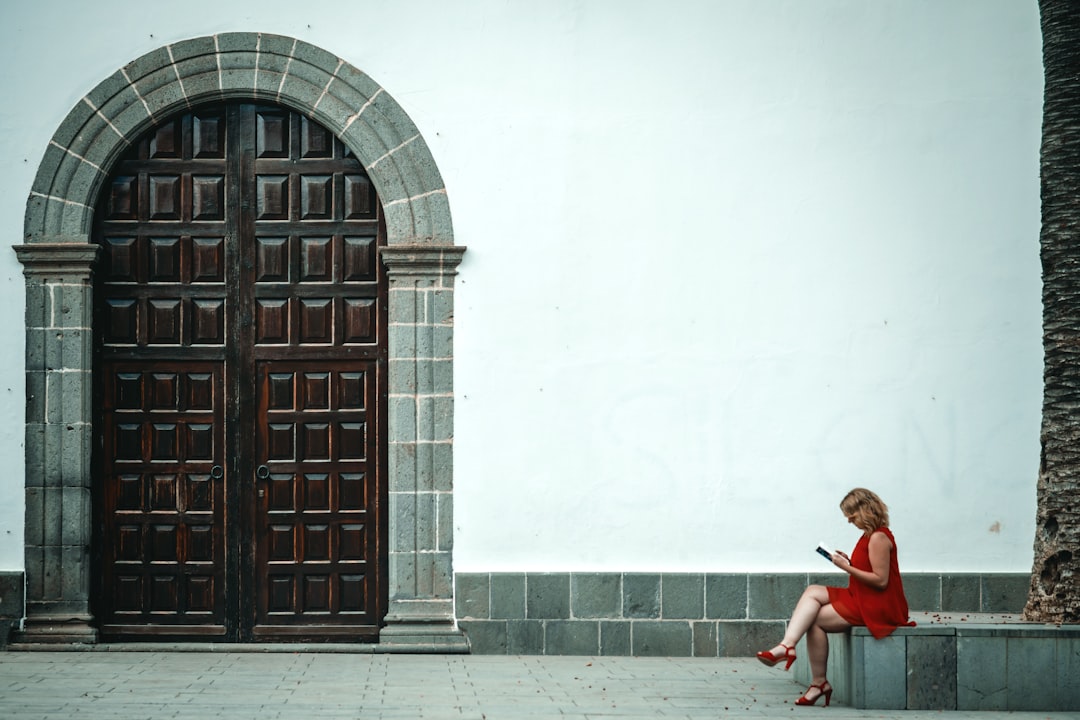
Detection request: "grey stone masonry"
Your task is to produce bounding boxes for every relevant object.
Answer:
[14,243,100,643]
[455,571,1030,657]
[0,572,23,648]
[24,33,454,246]
[380,247,467,651]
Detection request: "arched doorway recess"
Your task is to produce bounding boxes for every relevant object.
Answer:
[15,33,465,650]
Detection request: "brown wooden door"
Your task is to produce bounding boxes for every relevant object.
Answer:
[93,102,386,642]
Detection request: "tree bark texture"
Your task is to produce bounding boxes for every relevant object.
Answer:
[1029,0,1080,623]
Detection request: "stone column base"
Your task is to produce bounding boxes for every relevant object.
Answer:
[377,623,470,653]
[379,598,469,652]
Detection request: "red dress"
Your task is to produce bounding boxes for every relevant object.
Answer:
[827,527,914,639]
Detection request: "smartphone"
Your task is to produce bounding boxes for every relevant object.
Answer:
[816,543,833,561]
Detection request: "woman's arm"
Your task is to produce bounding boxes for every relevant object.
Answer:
[833,532,892,590]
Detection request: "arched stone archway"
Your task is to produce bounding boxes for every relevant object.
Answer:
[15,33,466,649]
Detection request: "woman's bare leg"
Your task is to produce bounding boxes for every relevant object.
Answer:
[805,620,829,682]
[802,604,851,698]
[761,586,851,671]
[779,585,831,648]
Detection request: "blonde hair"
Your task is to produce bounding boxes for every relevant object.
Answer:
[840,488,890,532]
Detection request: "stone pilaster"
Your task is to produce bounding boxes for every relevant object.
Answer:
[14,242,100,643]
[379,245,468,651]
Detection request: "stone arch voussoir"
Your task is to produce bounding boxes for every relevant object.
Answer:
[24,32,452,246]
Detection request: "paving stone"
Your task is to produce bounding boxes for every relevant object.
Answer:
[0,650,1064,719]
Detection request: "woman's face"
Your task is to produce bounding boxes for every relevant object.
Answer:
[845,508,866,531]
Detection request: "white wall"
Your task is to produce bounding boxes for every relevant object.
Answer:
[0,1,1043,574]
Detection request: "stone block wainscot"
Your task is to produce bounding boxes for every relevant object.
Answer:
[454,571,1029,657]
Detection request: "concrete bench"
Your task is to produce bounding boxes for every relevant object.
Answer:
[792,612,1080,711]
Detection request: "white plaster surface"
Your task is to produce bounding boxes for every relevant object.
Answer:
[0,1,1043,573]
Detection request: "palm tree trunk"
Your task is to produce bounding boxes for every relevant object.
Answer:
[1028,0,1080,623]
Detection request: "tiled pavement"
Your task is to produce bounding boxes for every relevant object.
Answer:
[0,651,1076,719]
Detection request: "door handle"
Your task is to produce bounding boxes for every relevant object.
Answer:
[255,464,270,480]
[210,465,224,480]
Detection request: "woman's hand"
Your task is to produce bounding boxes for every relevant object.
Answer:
[831,551,852,570]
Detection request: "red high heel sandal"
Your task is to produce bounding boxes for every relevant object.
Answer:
[755,643,796,670]
[795,680,833,707]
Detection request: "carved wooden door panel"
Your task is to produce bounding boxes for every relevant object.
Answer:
[94,102,386,641]
[246,103,384,639]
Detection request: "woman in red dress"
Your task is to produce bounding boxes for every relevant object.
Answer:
[754,488,913,707]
